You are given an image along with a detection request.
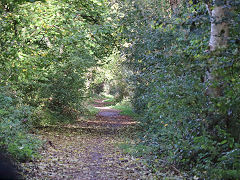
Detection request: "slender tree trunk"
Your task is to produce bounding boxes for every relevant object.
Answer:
[205,0,229,97]
[209,2,229,51]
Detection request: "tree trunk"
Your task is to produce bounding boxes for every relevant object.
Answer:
[209,3,229,51]
[205,0,229,97]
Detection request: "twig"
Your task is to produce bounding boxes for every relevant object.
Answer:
[170,165,181,175]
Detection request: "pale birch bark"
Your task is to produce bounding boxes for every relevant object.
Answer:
[209,4,229,51]
[44,37,52,48]
[59,44,64,55]
[205,0,229,97]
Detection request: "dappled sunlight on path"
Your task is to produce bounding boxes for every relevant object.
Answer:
[76,100,138,131]
[20,100,153,179]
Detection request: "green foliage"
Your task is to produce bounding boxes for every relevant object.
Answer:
[0,0,117,162]
[0,0,116,123]
[0,89,41,161]
[87,50,130,101]
[1,0,239,177]
[85,105,100,116]
[117,0,240,178]
[111,100,137,118]
[103,94,115,103]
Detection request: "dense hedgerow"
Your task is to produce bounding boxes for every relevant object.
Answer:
[0,0,116,161]
[118,0,240,178]
[0,88,41,161]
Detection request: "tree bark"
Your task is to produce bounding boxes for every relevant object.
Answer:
[209,3,229,51]
[205,0,229,97]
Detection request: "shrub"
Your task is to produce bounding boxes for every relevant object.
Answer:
[118,0,240,178]
[0,89,41,161]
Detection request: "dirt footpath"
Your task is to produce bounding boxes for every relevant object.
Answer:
[20,100,154,180]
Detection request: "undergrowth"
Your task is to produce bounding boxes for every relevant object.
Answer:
[0,89,42,162]
[85,105,100,116]
[111,100,138,118]
[118,0,240,178]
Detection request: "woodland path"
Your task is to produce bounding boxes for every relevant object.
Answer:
[21,100,154,180]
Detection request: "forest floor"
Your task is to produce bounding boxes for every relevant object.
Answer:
[20,100,155,179]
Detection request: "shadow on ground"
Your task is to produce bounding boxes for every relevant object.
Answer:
[20,100,154,180]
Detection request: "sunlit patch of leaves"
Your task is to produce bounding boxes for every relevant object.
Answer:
[20,100,158,179]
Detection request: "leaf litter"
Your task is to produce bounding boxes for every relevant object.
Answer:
[20,100,155,179]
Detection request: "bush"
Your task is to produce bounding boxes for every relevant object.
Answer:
[118,0,240,178]
[0,89,41,161]
[0,0,116,125]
